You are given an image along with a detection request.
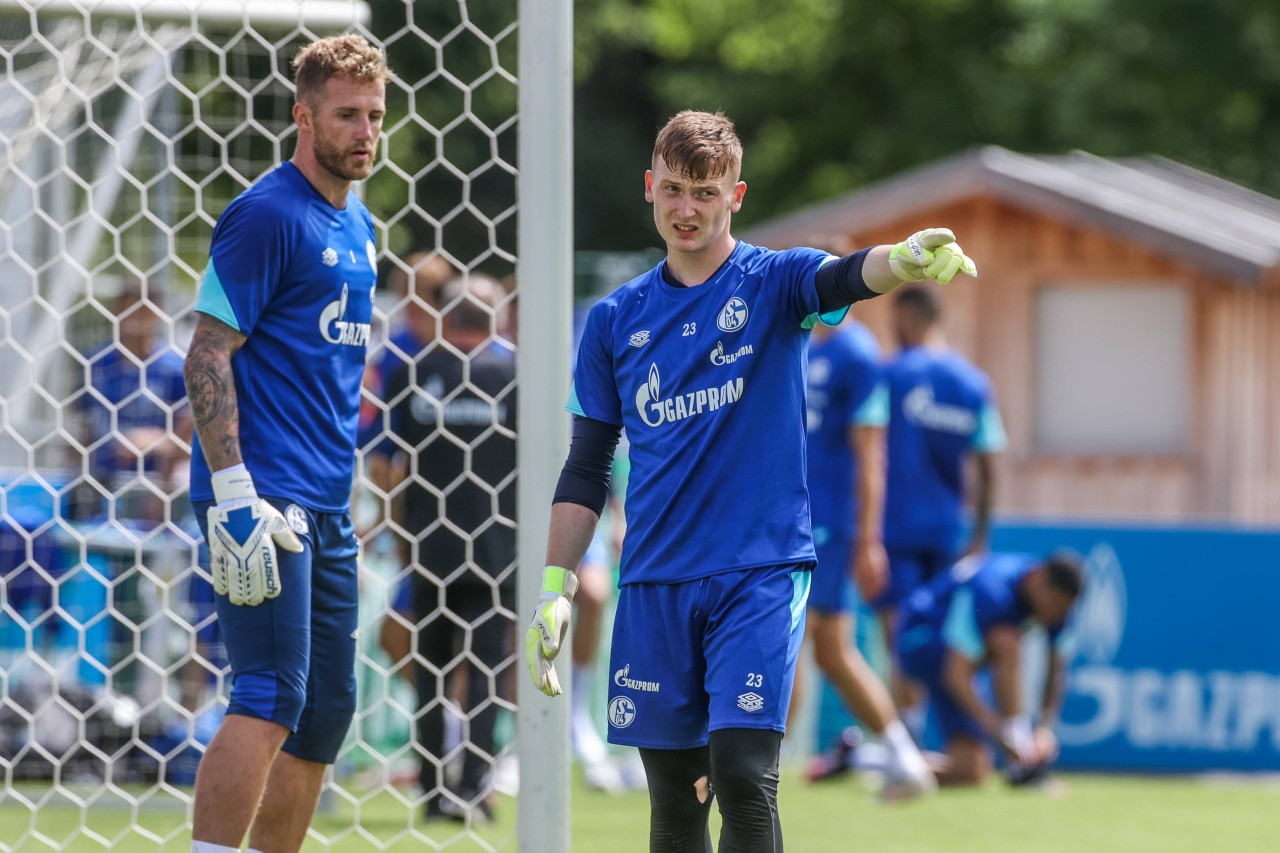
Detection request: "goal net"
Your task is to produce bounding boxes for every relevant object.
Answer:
[0,1,532,849]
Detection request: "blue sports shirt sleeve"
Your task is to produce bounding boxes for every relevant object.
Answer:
[972,402,1007,453]
[196,194,296,335]
[847,345,886,428]
[567,300,623,426]
[773,247,841,327]
[941,587,985,661]
[853,383,890,428]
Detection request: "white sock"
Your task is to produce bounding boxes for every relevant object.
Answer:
[571,665,592,715]
[191,842,240,853]
[571,665,609,765]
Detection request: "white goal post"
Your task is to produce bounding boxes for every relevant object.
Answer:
[0,0,572,850]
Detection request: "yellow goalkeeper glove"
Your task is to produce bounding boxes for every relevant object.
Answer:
[525,566,578,697]
[888,228,978,284]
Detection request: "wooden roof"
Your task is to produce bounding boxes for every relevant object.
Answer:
[742,147,1280,284]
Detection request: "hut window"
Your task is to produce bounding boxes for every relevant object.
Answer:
[1035,284,1189,454]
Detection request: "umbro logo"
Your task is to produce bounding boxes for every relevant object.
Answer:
[737,692,764,713]
[629,330,651,348]
[321,248,339,267]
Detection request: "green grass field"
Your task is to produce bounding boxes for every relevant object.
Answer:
[2,769,1277,851]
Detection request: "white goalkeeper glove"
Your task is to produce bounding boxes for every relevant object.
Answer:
[207,464,304,607]
[888,228,978,284]
[525,566,578,697]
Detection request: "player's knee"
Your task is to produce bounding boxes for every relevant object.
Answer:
[945,738,992,786]
[811,637,845,675]
[641,747,713,850]
[304,684,358,763]
[709,729,781,816]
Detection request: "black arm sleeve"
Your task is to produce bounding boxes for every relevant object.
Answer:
[552,415,622,515]
[815,247,879,314]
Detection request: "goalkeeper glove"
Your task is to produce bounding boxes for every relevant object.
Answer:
[888,228,978,284]
[207,464,304,607]
[525,566,578,697]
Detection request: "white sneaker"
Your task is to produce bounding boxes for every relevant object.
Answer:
[880,751,936,803]
[491,751,519,797]
[582,758,626,795]
[617,752,648,791]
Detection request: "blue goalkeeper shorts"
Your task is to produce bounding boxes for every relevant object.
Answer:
[194,497,359,764]
[605,565,811,750]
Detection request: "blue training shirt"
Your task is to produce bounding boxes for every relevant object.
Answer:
[882,346,1006,552]
[189,162,377,512]
[899,552,1070,663]
[569,241,836,584]
[805,322,886,545]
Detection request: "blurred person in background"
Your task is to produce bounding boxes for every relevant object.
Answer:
[375,275,517,823]
[75,281,216,729]
[524,110,977,851]
[358,251,458,515]
[76,281,191,524]
[895,550,1084,787]
[791,314,935,799]
[874,283,1006,735]
[183,33,388,853]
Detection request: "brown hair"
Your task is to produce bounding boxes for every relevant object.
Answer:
[440,275,506,334]
[652,110,742,181]
[893,283,942,326]
[391,251,457,304]
[293,34,390,106]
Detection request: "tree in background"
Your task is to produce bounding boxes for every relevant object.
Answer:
[363,0,1280,256]
[573,0,1280,250]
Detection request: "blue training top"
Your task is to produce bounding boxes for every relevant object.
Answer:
[805,322,886,544]
[898,552,1071,663]
[569,241,840,585]
[882,346,1006,552]
[189,162,377,512]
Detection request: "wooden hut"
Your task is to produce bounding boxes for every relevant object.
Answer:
[744,147,1280,523]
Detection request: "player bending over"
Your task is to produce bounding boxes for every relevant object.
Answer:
[896,551,1084,787]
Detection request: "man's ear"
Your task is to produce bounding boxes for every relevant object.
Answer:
[293,100,311,132]
[644,170,655,203]
[732,181,747,212]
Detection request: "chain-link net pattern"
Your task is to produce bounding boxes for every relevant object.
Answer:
[0,1,519,849]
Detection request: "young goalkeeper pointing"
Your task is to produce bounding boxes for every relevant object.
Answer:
[526,110,977,851]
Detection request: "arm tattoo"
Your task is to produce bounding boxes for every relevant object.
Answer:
[184,315,247,472]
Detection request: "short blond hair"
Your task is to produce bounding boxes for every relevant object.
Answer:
[652,110,742,181]
[293,34,389,105]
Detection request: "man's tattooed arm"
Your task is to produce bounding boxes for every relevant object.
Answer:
[184,314,248,473]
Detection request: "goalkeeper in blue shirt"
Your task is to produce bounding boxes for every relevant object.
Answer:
[525,110,977,851]
[183,35,389,853]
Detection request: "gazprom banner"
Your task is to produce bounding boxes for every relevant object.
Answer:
[992,522,1280,772]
